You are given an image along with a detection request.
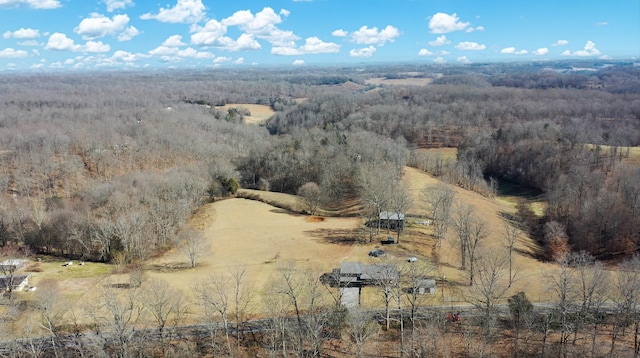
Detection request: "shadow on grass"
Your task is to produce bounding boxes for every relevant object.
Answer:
[145,262,192,273]
[304,228,366,245]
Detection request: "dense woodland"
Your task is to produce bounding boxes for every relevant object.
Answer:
[0,60,640,356]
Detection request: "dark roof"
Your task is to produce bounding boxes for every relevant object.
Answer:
[379,211,405,220]
[0,274,30,289]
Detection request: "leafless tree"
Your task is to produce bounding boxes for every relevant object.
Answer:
[176,228,209,268]
[503,220,521,287]
[453,204,487,285]
[466,253,511,331]
[194,274,233,355]
[423,183,456,247]
[140,278,187,350]
[390,182,412,244]
[34,278,66,357]
[347,308,379,358]
[610,255,640,358]
[298,182,322,215]
[0,243,30,301]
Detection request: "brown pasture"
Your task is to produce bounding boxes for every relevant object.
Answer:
[214,103,275,124]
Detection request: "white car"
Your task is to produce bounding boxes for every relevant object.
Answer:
[407,257,418,262]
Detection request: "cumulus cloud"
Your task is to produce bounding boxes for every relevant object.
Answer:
[0,0,60,9]
[190,19,227,46]
[162,35,186,47]
[3,28,40,39]
[76,13,140,41]
[428,35,449,46]
[45,32,111,53]
[221,7,298,47]
[101,0,133,12]
[271,37,340,55]
[141,0,205,24]
[552,39,568,46]
[0,48,29,58]
[349,25,399,46]
[350,45,376,58]
[331,29,348,37]
[533,47,548,55]
[233,57,244,64]
[500,47,528,55]
[455,41,486,50]
[433,56,446,64]
[429,13,470,33]
[466,26,484,32]
[562,40,601,57]
[292,59,305,65]
[418,48,433,56]
[457,56,471,64]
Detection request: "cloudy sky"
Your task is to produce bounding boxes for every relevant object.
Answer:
[0,0,637,71]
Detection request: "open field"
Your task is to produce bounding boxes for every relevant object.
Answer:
[214,103,275,124]
[13,165,561,331]
[365,77,433,86]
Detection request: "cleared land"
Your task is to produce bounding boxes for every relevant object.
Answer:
[365,77,433,86]
[18,165,561,329]
[214,103,275,124]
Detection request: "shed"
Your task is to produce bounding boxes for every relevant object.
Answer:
[379,211,405,230]
[0,274,32,293]
[0,259,28,272]
[339,262,398,287]
[415,279,437,294]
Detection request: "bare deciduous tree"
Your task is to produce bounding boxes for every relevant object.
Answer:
[347,308,379,358]
[176,228,209,268]
[298,182,322,215]
[423,183,456,247]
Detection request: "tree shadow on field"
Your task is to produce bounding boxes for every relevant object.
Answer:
[145,262,193,273]
[305,228,365,245]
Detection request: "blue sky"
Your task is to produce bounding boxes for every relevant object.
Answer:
[0,0,637,71]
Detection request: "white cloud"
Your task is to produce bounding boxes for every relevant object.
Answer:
[332,29,348,37]
[562,40,601,57]
[141,0,205,24]
[533,47,549,55]
[101,0,133,12]
[292,59,305,65]
[428,35,449,46]
[0,0,60,9]
[433,56,446,64]
[149,46,178,56]
[213,56,231,63]
[221,7,298,47]
[45,33,78,51]
[190,19,227,46]
[457,56,471,64]
[83,41,111,53]
[500,47,528,55]
[0,48,29,58]
[429,13,470,33]
[18,40,39,46]
[350,45,376,58]
[350,25,399,46]
[117,26,140,41]
[272,37,340,55]
[596,21,608,26]
[418,48,433,56]
[233,57,244,64]
[76,13,139,41]
[3,28,40,39]
[466,26,484,32]
[162,35,185,47]
[31,63,44,69]
[44,33,111,53]
[552,39,568,46]
[455,41,486,50]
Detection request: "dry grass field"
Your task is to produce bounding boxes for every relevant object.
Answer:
[18,164,562,330]
[214,103,275,124]
[365,77,433,86]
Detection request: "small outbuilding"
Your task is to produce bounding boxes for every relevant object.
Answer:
[379,211,405,231]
